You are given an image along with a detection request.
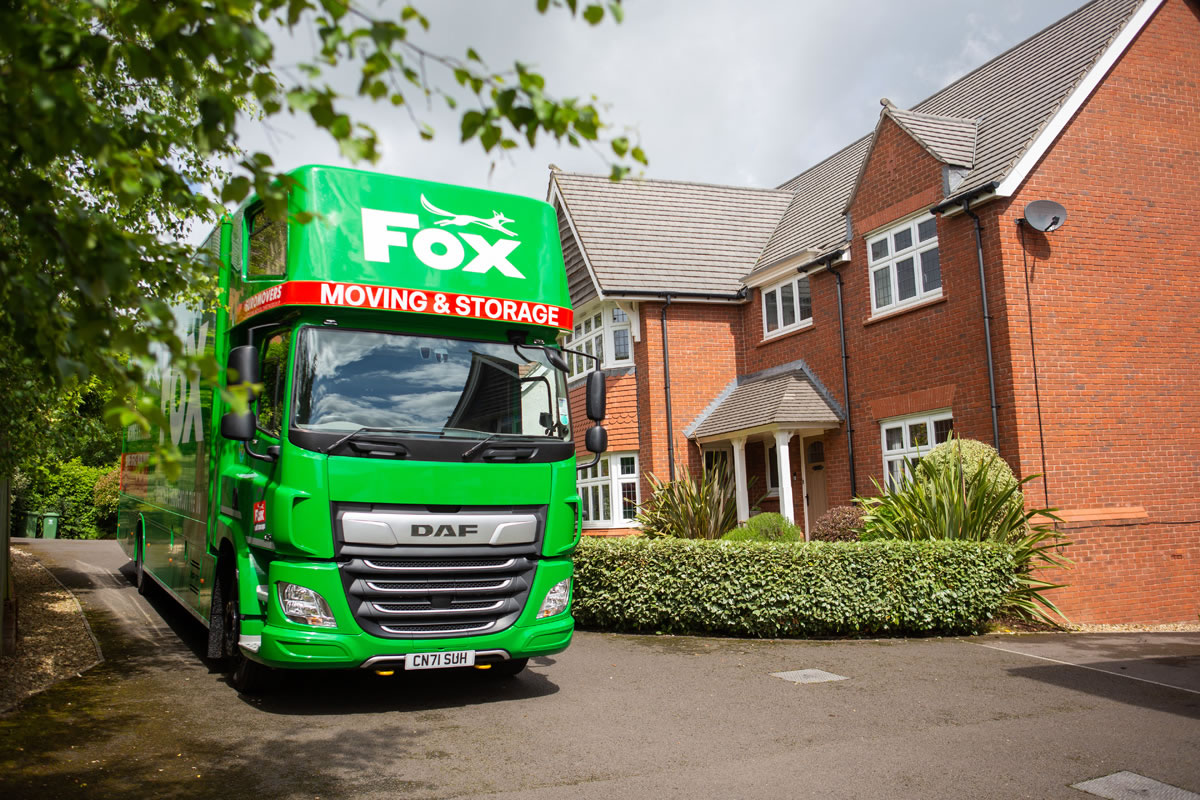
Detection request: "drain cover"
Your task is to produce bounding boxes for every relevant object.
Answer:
[1072,771,1200,800]
[771,669,848,684]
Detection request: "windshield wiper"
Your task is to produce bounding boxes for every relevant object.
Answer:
[460,433,548,461]
[324,426,439,454]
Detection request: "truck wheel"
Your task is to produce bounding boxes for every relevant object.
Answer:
[490,657,528,678]
[135,534,149,596]
[214,563,271,695]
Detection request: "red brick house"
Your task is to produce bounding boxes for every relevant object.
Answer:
[550,0,1200,623]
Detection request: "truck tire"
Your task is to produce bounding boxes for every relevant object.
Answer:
[214,561,271,695]
[135,533,149,596]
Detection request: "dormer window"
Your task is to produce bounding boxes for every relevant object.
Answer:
[762,274,813,339]
[867,213,941,315]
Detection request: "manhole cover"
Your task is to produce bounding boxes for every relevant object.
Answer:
[771,669,848,684]
[1072,771,1200,799]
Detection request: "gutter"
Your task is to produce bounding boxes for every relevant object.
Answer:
[604,288,748,302]
[930,180,999,217]
[800,249,857,495]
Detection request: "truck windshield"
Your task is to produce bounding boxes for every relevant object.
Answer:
[292,327,572,441]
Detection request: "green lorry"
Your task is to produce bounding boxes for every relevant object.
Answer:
[118,165,606,692]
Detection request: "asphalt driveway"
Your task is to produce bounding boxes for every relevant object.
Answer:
[3,539,1198,800]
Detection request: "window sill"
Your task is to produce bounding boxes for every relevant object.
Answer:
[757,322,815,348]
[864,293,946,327]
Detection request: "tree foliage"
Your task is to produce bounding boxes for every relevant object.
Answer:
[0,0,643,477]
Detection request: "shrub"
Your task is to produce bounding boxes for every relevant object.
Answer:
[811,506,863,542]
[917,437,1023,540]
[857,438,1070,624]
[573,536,1017,637]
[722,512,803,543]
[636,463,738,540]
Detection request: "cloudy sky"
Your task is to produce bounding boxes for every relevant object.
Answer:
[236,0,1083,204]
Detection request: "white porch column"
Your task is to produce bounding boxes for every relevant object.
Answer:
[731,437,750,523]
[774,430,795,524]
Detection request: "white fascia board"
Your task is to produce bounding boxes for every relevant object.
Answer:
[996,0,1165,197]
[742,250,820,288]
[550,179,606,302]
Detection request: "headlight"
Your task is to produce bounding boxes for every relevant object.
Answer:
[278,582,337,627]
[537,578,571,619]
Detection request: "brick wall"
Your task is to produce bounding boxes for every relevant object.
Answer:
[569,370,638,458]
[636,300,743,499]
[994,0,1200,622]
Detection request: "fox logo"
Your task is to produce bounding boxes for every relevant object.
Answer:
[420,195,517,237]
[362,198,525,279]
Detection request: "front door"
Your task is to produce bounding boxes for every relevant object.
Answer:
[803,437,828,525]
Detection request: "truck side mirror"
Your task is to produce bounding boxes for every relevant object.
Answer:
[220,411,257,442]
[227,345,260,388]
[586,371,606,422]
[585,425,607,454]
[222,345,260,443]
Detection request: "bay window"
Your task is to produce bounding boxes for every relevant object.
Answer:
[578,452,640,528]
[565,303,633,379]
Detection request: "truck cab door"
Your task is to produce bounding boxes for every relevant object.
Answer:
[235,329,290,550]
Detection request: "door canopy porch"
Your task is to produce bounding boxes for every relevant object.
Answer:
[687,367,842,526]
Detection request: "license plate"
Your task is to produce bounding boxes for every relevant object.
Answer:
[405,650,476,670]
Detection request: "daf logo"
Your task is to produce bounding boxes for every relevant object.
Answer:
[361,195,524,279]
[411,524,480,538]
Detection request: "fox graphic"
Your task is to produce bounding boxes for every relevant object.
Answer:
[420,195,517,237]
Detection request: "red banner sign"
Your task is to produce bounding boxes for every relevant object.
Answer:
[234,280,574,330]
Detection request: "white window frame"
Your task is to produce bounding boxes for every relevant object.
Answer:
[867,213,941,316]
[761,273,813,339]
[702,445,731,476]
[578,452,640,529]
[764,443,780,497]
[564,302,633,381]
[880,410,954,489]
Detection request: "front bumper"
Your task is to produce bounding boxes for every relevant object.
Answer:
[242,556,575,670]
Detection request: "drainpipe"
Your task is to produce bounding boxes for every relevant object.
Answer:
[605,287,747,482]
[964,203,1001,451]
[661,296,676,480]
[799,250,856,495]
[931,183,1002,451]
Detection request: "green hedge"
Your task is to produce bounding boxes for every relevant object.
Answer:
[13,458,117,539]
[573,537,1017,637]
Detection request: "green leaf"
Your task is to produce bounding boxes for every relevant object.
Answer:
[460,110,485,142]
[221,177,251,203]
[583,4,604,24]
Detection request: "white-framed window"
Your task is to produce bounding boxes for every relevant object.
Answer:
[764,444,780,496]
[578,452,640,528]
[703,446,731,475]
[867,213,941,315]
[565,303,633,380]
[762,274,813,339]
[880,410,954,488]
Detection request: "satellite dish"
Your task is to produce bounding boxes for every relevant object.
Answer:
[1024,200,1068,233]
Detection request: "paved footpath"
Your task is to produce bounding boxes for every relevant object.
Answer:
[3,539,1199,800]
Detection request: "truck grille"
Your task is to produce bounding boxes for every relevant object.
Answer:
[341,555,536,640]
